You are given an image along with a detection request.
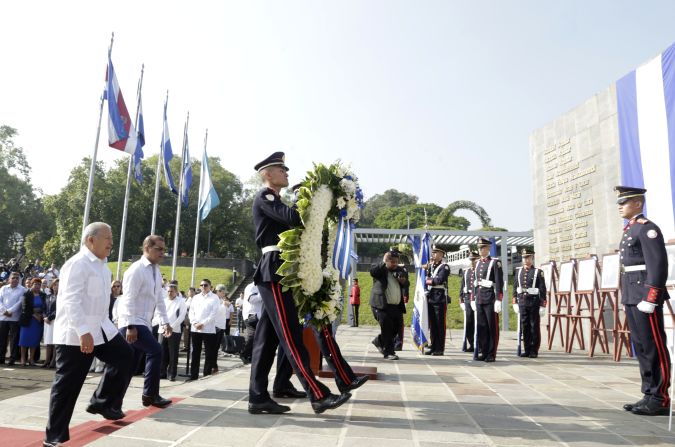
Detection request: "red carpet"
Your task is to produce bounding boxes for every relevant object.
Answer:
[1,397,184,447]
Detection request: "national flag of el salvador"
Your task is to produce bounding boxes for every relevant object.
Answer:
[132,95,145,184]
[181,135,192,206]
[409,233,431,349]
[616,42,675,240]
[198,149,220,221]
[161,101,178,195]
[105,57,137,154]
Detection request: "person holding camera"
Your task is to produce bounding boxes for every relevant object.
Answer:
[370,249,409,360]
[424,247,450,356]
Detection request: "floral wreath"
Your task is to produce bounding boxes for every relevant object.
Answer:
[276,162,364,328]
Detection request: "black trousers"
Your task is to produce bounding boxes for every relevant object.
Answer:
[159,332,181,379]
[476,302,499,359]
[275,323,357,392]
[520,305,541,355]
[625,304,672,405]
[427,301,447,354]
[190,332,217,380]
[351,304,360,327]
[45,334,133,443]
[241,314,259,361]
[215,328,225,355]
[225,319,231,336]
[249,281,330,403]
[0,320,19,362]
[373,304,403,356]
[462,302,475,351]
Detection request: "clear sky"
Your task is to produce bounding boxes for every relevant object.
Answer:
[2,1,675,231]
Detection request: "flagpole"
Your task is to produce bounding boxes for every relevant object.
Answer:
[151,90,168,235]
[82,32,114,236]
[191,129,208,288]
[116,64,144,280]
[171,112,189,280]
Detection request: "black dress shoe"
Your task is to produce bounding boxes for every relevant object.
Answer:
[43,441,62,447]
[311,392,352,414]
[519,352,531,357]
[423,348,433,355]
[142,394,172,408]
[631,399,670,416]
[529,353,538,358]
[484,356,495,362]
[248,400,291,414]
[272,388,307,399]
[475,355,485,361]
[168,376,176,382]
[623,396,648,411]
[85,403,125,420]
[431,352,443,356]
[340,375,369,393]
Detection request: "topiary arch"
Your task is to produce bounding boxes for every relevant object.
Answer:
[437,200,492,228]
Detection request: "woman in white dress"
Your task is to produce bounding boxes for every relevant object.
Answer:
[42,279,59,368]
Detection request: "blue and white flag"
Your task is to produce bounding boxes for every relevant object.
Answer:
[408,233,431,350]
[161,100,178,194]
[198,149,220,221]
[132,94,145,184]
[332,217,354,279]
[181,134,192,206]
[616,42,675,240]
[104,57,137,154]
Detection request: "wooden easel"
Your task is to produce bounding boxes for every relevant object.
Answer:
[571,256,603,356]
[592,253,619,359]
[543,261,558,350]
[549,261,574,350]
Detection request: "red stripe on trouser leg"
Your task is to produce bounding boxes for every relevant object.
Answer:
[649,312,671,405]
[493,313,500,358]
[323,326,351,385]
[271,282,324,400]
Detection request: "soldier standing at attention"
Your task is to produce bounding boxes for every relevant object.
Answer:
[473,237,503,362]
[512,249,546,358]
[615,186,671,416]
[248,152,351,415]
[459,250,479,353]
[424,247,450,356]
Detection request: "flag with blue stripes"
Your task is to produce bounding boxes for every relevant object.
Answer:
[409,233,431,350]
[104,57,137,154]
[616,42,675,240]
[132,94,145,184]
[332,217,354,279]
[181,133,192,206]
[198,148,220,221]
[161,100,178,195]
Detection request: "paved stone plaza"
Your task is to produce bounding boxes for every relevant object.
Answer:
[1,326,674,446]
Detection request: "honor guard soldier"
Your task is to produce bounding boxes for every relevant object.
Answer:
[512,249,546,358]
[424,247,450,355]
[615,186,671,416]
[459,250,479,352]
[473,237,503,362]
[248,152,351,415]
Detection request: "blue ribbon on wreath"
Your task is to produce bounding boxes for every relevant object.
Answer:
[332,215,354,279]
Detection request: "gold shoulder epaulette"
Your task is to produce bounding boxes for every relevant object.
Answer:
[637,218,649,224]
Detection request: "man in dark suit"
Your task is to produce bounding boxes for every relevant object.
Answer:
[370,249,409,360]
[615,186,671,416]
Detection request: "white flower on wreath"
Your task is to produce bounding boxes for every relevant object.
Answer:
[299,185,333,295]
[340,178,356,194]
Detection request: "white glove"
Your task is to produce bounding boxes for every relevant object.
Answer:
[512,303,519,314]
[637,300,656,314]
[460,302,465,311]
[539,306,546,317]
[494,300,502,314]
[470,300,476,312]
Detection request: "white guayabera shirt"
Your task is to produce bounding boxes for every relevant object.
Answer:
[118,256,169,329]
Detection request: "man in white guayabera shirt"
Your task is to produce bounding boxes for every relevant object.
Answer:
[116,235,173,409]
[0,271,26,365]
[44,222,134,447]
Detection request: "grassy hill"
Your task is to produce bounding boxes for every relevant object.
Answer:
[108,262,233,292]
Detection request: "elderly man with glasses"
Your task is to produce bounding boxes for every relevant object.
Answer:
[188,279,220,380]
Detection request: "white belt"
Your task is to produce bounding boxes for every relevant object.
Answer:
[622,264,646,272]
[261,245,281,254]
[526,287,539,295]
[430,285,445,290]
[479,279,493,288]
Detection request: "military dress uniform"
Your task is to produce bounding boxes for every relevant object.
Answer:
[615,186,671,416]
[248,152,349,415]
[459,252,479,353]
[473,238,503,362]
[512,250,547,358]
[425,250,450,355]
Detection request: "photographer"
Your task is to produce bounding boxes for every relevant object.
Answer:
[369,249,409,360]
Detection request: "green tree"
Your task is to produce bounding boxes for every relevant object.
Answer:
[360,189,418,226]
